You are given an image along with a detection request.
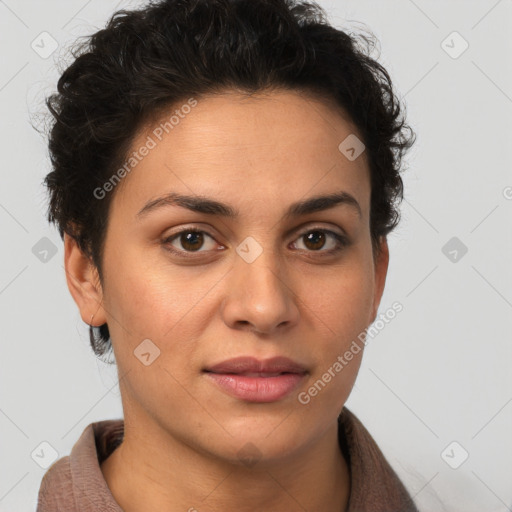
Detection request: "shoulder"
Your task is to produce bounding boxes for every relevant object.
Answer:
[36,455,75,511]
[339,406,419,512]
[36,420,123,512]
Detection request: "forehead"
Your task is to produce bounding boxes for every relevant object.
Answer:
[111,89,370,219]
[144,89,363,152]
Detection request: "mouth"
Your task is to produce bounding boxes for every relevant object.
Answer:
[203,355,307,375]
[213,372,294,377]
[203,356,308,403]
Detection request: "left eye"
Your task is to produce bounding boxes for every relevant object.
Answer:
[162,228,347,256]
[292,229,347,253]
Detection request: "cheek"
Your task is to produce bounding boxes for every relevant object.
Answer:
[301,259,375,341]
[297,267,372,414]
[103,245,189,333]
[296,254,374,405]
[102,248,219,373]
[102,261,205,409]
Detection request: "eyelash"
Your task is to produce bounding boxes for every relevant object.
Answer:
[161,226,349,258]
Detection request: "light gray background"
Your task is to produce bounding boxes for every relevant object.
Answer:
[1,0,511,510]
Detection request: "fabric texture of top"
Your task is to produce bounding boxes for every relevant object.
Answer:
[36,406,419,511]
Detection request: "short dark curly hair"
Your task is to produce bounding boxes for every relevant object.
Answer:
[43,0,415,361]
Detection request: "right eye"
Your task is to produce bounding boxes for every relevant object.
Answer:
[162,228,223,256]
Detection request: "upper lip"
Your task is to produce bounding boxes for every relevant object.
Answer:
[204,356,307,374]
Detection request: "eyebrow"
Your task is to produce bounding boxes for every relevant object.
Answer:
[136,190,362,220]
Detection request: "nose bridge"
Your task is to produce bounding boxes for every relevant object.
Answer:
[222,235,299,332]
[234,237,286,297]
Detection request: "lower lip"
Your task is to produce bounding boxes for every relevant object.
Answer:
[204,372,306,403]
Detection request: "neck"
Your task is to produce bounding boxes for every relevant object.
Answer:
[101,416,351,512]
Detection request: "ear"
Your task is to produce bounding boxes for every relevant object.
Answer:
[370,236,390,323]
[63,233,107,327]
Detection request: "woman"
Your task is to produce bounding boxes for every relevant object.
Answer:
[37,0,417,510]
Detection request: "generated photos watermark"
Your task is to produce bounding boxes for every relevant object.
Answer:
[93,98,198,200]
[297,301,403,405]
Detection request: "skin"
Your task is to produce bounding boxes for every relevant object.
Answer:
[65,89,389,512]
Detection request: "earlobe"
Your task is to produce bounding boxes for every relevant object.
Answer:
[63,233,107,327]
[370,236,390,323]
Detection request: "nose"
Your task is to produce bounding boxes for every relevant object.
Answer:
[220,249,300,335]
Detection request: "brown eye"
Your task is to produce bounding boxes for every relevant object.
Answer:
[163,229,219,254]
[303,231,326,250]
[162,226,348,260]
[179,231,204,251]
[293,229,348,254]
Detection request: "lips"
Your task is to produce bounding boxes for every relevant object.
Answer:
[204,356,307,375]
[203,356,308,403]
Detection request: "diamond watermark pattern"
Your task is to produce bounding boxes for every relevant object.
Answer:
[134,338,161,366]
[442,237,468,263]
[441,31,469,59]
[338,134,365,161]
[32,237,58,263]
[236,236,263,264]
[31,31,58,59]
[237,442,263,467]
[31,441,59,469]
[441,441,469,469]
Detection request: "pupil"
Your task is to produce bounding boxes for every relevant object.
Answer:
[182,232,203,251]
[305,231,325,250]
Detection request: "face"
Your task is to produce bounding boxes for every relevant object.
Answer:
[66,89,388,466]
